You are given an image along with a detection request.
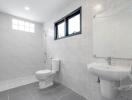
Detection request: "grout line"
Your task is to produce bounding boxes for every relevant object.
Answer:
[7,90,10,100]
[8,95,9,100]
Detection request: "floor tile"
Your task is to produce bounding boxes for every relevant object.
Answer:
[8,84,34,100]
[60,91,87,100]
[0,82,87,100]
[0,91,9,100]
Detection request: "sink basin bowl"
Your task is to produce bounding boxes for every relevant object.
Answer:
[87,63,131,81]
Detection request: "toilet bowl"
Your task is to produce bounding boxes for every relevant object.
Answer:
[35,59,60,89]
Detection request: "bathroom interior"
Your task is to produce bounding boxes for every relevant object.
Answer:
[0,0,132,100]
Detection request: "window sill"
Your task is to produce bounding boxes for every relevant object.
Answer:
[54,32,81,40]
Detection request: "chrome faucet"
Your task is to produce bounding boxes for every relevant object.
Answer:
[106,57,112,65]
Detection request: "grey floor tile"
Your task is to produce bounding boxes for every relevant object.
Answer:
[8,84,34,100]
[28,82,73,100]
[0,91,9,100]
[0,82,87,100]
[60,92,87,100]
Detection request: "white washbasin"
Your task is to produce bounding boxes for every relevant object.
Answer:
[87,63,131,81]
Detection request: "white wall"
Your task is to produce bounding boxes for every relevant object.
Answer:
[0,12,45,81]
[44,0,132,100]
[93,5,132,58]
[44,0,101,99]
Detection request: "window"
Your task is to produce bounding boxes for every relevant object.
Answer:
[12,18,35,33]
[68,14,80,35]
[55,7,81,40]
[57,21,65,38]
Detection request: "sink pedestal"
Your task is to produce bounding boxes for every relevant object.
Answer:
[100,79,120,99]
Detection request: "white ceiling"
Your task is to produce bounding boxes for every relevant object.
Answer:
[0,0,129,23]
[91,0,132,15]
[0,0,75,23]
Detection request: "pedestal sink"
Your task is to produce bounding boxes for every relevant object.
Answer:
[87,63,131,99]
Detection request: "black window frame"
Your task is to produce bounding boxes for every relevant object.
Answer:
[54,7,82,40]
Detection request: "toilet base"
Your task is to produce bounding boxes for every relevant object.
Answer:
[39,80,54,89]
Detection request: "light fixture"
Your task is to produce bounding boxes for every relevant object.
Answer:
[25,6,30,11]
[94,4,103,12]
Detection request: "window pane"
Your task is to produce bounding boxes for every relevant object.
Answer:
[30,23,34,28]
[30,27,34,33]
[12,19,18,25]
[25,22,29,27]
[25,26,30,32]
[68,14,80,35]
[12,18,35,33]
[12,25,18,30]
[19,25,24,31]
[57,22,65,38]
[29,23,35,33]
[18,20,24,26]
[25,22,29,32]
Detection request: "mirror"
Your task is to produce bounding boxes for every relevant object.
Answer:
[93,1,132,58]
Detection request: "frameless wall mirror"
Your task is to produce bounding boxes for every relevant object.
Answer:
[93,0,132,58]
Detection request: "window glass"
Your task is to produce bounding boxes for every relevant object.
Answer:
[29,23,35,32]
[12,18,35,33]
[12,25,18,30]
[68,14,80,35]
[54,7,81,40]
[57,22,65,38]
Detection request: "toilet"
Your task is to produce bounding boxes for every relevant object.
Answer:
[35,59,60,89]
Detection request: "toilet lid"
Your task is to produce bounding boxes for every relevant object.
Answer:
[36,70,51,74]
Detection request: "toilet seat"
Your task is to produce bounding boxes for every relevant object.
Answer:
[35,70,53,80]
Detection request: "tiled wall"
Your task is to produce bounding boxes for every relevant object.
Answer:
[0,12,45,81]
[44,0,132,100]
